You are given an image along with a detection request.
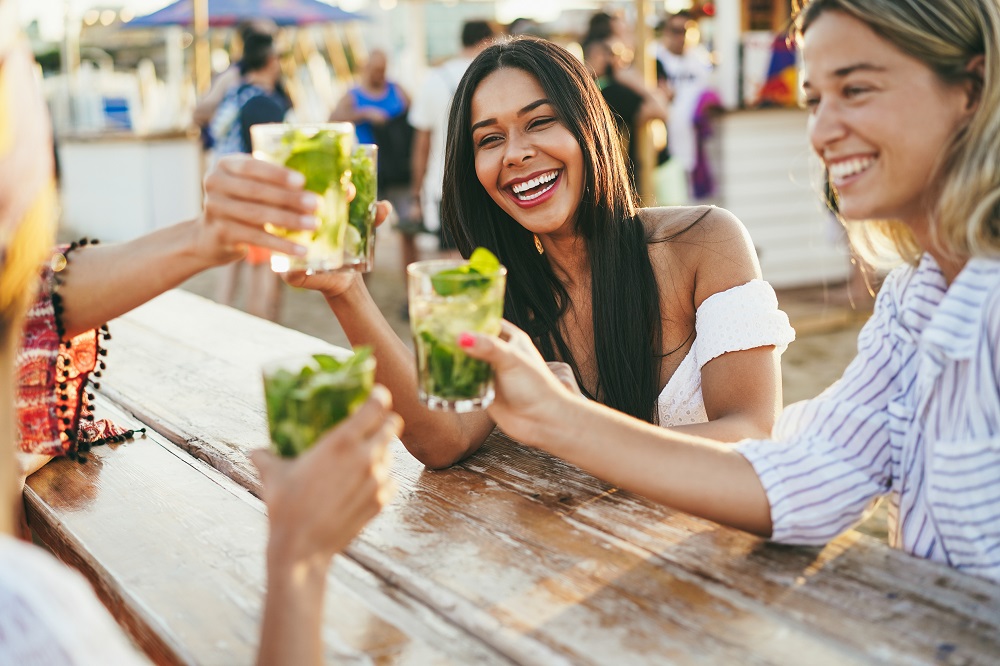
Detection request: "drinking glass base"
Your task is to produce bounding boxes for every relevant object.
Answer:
[420,388,494,413]
[271,254,345,275]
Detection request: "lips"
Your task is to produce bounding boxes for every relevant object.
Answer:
[507,170,560,203]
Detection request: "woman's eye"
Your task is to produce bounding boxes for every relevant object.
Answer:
[476,135,502,148]
[803,96,820,110]
[529,117,556,130]
[843,86,870,99]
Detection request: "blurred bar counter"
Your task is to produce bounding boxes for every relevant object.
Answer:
[56,129,203,242]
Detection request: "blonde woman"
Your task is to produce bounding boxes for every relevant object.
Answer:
[460,0,1000,582]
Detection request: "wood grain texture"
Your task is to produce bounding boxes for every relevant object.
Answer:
[92,291,1000,665]
[26,400,507,666]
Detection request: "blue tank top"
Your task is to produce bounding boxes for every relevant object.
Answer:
[349,83,407,144]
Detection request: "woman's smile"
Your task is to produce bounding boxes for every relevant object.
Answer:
[826,153,877,189]
[505,169,562,206]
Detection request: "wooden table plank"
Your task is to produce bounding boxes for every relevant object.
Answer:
[464,433,1000,662]
[26,400,509,666]
[97,291,1000,665]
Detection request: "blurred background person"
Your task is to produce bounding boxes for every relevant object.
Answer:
[582,9,632,50]
[329,48,413,256]
[583,36,669,192]
[191,19,286,153]
[407,19,498,275]
[655,11,716,201]
[209,32,289,322]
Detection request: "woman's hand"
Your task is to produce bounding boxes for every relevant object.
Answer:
[458,321,578,444]
[194,154,321,266]
[251,385,401,566]
[281,200,394,300]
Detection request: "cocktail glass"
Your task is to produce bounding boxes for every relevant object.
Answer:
[261,347,376,458]
[343,143,378,272]
[250,122,354,274]
[407,256,507,412]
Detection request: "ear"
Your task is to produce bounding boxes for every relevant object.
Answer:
[962,54,985,114]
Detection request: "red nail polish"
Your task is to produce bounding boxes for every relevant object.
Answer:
[458,332,475,348]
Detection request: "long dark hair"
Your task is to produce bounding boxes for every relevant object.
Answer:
[441,36,663,423]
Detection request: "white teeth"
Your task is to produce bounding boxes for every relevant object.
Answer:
[511,171,558,195]
[828,156,875,181]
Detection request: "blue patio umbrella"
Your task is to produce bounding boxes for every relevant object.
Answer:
[128,0,364,27]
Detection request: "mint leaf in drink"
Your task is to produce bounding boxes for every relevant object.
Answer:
[348,147,377,257]
[282,129,352,194]
[468,247,500,275]
[430,247,500,296]
[417,331,493,399]
[263,346,375,458]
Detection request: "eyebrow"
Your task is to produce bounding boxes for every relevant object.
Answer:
[471,98,552,132]
[801,63,887,89]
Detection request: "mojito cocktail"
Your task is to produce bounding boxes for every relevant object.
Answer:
[250,122,354,274]
[262,347,376,458]
[344,143,378,272]
[408,249,506,412]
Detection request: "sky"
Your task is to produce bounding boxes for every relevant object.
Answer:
[23,1,167,40]
[21,0,375,40]
[20,0,622,41]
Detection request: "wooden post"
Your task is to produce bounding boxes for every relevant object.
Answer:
[322,26,354,83]
[635,0,656,205]
[344,23,369,70]
[192,0,210,94]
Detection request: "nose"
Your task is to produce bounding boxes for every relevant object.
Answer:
[504,130,535,167]
[808,98,848,156]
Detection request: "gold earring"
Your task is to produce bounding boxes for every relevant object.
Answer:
[534,234,544,255]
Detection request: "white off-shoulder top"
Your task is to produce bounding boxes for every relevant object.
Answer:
[657,279,795,427]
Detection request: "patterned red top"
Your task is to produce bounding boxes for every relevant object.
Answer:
[15,253,122,459]
[16,258,96,456]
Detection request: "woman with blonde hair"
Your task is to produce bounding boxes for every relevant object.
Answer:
[458,0,1000,582]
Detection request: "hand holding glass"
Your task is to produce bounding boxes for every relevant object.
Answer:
[262,348,376,458]
[408,249,506,412]
[250,122,354,274]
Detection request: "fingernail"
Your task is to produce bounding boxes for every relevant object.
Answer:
[458,332,475,348]
[299,215,319,229]
[371,385,392,407]
[301,193,319,210]
[287,171,306,187]
[293,244,308,256]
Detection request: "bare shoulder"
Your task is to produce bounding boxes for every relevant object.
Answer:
[639,206,763,308]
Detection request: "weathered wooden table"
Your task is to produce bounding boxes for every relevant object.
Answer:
[25,290,1000,665]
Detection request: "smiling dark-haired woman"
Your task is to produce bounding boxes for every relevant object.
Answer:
[459,0,1000,583]
[288,36,794,470]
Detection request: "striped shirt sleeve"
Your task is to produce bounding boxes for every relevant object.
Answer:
[736,271,904,545]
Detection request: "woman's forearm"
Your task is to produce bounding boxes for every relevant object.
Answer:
[668,414,773,444]
[325,280,494,468]
[526,395,774,536]
[57,221,215,338]
[257,552,329,666]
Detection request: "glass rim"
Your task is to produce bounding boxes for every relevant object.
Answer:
[261,349,376,375]
[250,121,355,139]
[406,258,507,279]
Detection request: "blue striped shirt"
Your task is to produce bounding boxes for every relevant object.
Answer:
[737,254,1000,582]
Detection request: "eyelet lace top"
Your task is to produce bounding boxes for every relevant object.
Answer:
[657,279,795,427]
[0,535,147,664]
